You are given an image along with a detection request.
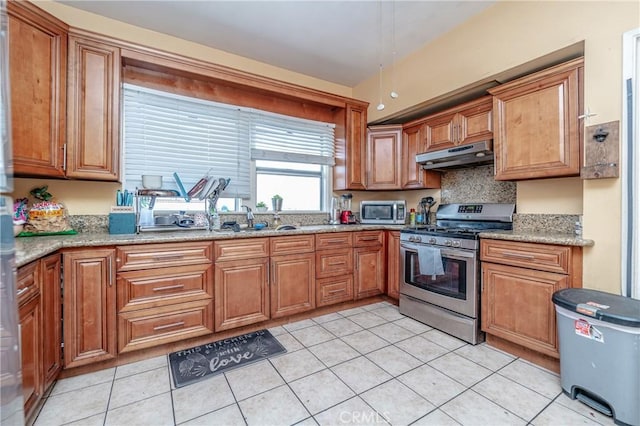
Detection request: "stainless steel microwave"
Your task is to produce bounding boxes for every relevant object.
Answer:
[360,200,406,224]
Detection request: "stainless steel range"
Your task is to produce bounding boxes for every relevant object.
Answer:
[399,203,515,344]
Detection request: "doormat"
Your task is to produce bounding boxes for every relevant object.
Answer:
[168,329,286,388]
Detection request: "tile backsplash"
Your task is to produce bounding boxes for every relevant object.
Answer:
[440,165,516,204]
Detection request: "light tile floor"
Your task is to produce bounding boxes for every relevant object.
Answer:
[33,301,616,426]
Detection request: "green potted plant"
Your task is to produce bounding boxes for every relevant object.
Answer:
[271,194,283,212]
[255,201,268,212]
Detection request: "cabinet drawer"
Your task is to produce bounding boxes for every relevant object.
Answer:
[270,235,315,255]
[315,232,353,250]
[17,260,40,305]
[354,231,384,247]
[117,299,214,353]
[117,264,213,312]
[214,238,269,262]
[316,275,354,307]
[117,242,213,271]
[316,248,353,278]
[480,239,571,274]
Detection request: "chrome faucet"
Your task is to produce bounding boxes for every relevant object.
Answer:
[242,205,254,228]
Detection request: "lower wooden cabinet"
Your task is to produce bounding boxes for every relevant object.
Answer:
[270,253,315,318]
[354,231,386,299]
[63,248,117,368]
[214,257,270,331]
[19,295,41,419]
[316,275,354,307]
[480,239,582,361]
[40,254,62,391]
[386,231,401,299]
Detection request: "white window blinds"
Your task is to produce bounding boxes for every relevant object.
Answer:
[250,111,335,165]
[123,84,251,198]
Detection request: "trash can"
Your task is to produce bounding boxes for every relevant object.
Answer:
[552,288,640,426]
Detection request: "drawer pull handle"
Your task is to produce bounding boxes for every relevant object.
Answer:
[503,252,535,260]
[327,261,346,266]
[152,284,185,292]
[153,321,185,331]
[359,237,379,241]
[16,287,29,296]
[152,254,185,261]
[327,289,345,294]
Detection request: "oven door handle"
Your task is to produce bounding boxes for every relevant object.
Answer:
[400,242,476,260]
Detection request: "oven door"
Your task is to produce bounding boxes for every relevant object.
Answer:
[399,241,478,318]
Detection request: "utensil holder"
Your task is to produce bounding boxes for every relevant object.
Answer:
[272,198,283,212]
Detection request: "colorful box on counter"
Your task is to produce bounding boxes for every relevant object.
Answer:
[109,209,136,234]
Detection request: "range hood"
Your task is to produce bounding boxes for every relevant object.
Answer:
[416,140,494,170]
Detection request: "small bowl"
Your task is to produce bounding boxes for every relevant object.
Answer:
[142,175,163,189]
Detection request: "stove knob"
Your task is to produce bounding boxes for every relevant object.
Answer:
[452,240,461,248]
[444,239,453,246]
[428,238,437,244]
[408,236,416,242]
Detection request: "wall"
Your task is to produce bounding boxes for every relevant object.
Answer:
[353,1,639,294]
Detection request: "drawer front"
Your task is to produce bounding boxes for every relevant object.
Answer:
[214,238,269,262]
[270,235,315,255]
[17,260,40,305]
[353,231,384,247]
[117,264,213,312]
[117,299,214,353]
[316,248,353,278]
[117,242,213,271]
[480,239,571,274]
[316,275,354,307]
[315,232,353,250]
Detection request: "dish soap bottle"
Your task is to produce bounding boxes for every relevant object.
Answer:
[410,208,416,226]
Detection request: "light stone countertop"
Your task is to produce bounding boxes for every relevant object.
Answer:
[15,224,594,267]
[14,224,406,267]
[479,230,595,247]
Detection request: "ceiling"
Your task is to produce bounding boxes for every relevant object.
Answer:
[56,0,495,87]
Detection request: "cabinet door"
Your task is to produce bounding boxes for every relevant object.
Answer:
[40,254,62,391]
[335,103,367,190]
[490,58,583,180]
[270,253,315,318]
[354,246,385,299]
[401,124,441,189]
[8,2,67,178]
[481,262,568,358]
[386,231,400,299]
[214,258,269,331]
[63,249,117,368]
[424,112,457,151]
[366,126,401,189]
[67,33,121,180]
[19,295,42,419]
[457,96,493,146]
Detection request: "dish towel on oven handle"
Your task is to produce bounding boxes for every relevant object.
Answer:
[417,246,445,278]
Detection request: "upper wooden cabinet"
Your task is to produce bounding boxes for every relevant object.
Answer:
[489,58,583,180]
[422,96,493,152]
[8,1,67,178]
[66,31,121,180]
[401,123,441,189]
[366,125,401,190]
[334,102,367,190]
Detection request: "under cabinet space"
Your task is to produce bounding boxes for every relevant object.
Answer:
[116,241,213,271]
[117,299,214,353]
[116,264,213,312]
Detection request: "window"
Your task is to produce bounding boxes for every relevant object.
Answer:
[123,85,335,212]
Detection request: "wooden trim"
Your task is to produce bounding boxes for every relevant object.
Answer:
[67,27,368,110]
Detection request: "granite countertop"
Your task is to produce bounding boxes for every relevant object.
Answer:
[14,224,406,267]
[478,230,595,247]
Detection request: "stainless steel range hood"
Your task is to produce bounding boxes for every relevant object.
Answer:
[416,140,494,170]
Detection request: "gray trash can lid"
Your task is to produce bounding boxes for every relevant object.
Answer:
[552,288,640,328]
